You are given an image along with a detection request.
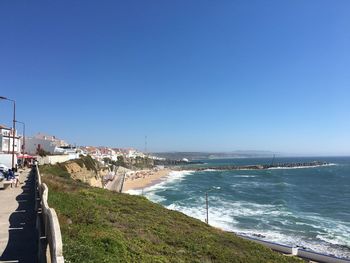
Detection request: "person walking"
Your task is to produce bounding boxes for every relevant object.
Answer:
[7,169,14,187]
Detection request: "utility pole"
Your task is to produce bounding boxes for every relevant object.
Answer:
[206,192,209,224]
[205,187,221,225]
[15,120,25,166]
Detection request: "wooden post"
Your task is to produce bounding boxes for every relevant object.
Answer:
[206,192,209,224]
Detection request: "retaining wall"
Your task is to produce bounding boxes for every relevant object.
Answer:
[238,235,350,263]
[37,155,70,165]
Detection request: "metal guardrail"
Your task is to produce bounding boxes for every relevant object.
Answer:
[34,165,64,263]
[238,234,350,263]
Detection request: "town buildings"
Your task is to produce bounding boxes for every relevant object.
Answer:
[0,127,164,167]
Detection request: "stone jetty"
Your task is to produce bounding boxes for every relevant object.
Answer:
[189,161,329,171]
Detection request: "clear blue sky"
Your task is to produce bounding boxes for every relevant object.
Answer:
[0,1,349,155]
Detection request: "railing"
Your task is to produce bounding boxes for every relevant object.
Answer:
[237,234,350,263]
[34,165,64,263]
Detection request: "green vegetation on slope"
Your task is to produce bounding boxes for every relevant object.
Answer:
[40,162,71,178]
[74,155,100,173]
[41,162,301,263]
[40,155,99,179]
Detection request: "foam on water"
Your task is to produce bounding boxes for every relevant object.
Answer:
[165,199,350,259]
[148,190,350,258]
[232,181,294,189]
[126,170,194,202]
[125,189,143,195]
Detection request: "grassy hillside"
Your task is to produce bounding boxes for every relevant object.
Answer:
[41,162,301,263]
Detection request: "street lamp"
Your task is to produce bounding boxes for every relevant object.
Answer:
[205,186,221,225]
[15,120,25,166]
[0,96,16,169]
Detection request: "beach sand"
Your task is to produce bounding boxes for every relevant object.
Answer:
[122,168,171,192]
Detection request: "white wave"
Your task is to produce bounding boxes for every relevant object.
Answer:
[126,170,194,202]
[125,189,143,195]
[231,182,262,188]
[165,170,194,183]
[232,181,294,189]
[167,198,291,225]
[234,175,257,178]
[127,170,194,193]
[326,163,337,166]
[317,234,350,248]
[165,200,350,259]
[166,202,237,231]
[145,192,166,203]
[295,221,322,229]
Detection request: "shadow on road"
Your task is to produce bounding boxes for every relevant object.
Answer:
[0,169,38,262]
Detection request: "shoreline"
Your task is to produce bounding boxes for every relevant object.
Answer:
[122,168,172,192]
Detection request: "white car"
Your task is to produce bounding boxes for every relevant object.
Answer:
[0,170,4,181]
[0,164,9,172]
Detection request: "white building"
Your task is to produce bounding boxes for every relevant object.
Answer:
[25,133,69,155]
[126,149,146,158]
[0,125,22,168]
[0,125,21,154]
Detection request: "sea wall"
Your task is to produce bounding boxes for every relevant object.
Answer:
[192,161,329,171]
[238,235,350,263]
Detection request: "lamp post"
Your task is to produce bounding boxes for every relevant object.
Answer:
[205,186,221,225]
[0,96,16,169]
[15,120,25,166]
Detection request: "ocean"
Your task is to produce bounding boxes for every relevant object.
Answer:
[127,156,350,259]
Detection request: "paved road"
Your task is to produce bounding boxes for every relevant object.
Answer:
[105,172,125,192]
[0,169,37,262]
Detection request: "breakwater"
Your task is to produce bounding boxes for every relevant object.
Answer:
[189,161,329,171]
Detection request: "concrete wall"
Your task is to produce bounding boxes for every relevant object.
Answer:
[37,155,70,165]
[238,235,350,263]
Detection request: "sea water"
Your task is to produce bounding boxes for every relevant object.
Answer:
[127,157,350,259]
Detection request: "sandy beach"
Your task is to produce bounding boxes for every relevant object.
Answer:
[122,168,171,192]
